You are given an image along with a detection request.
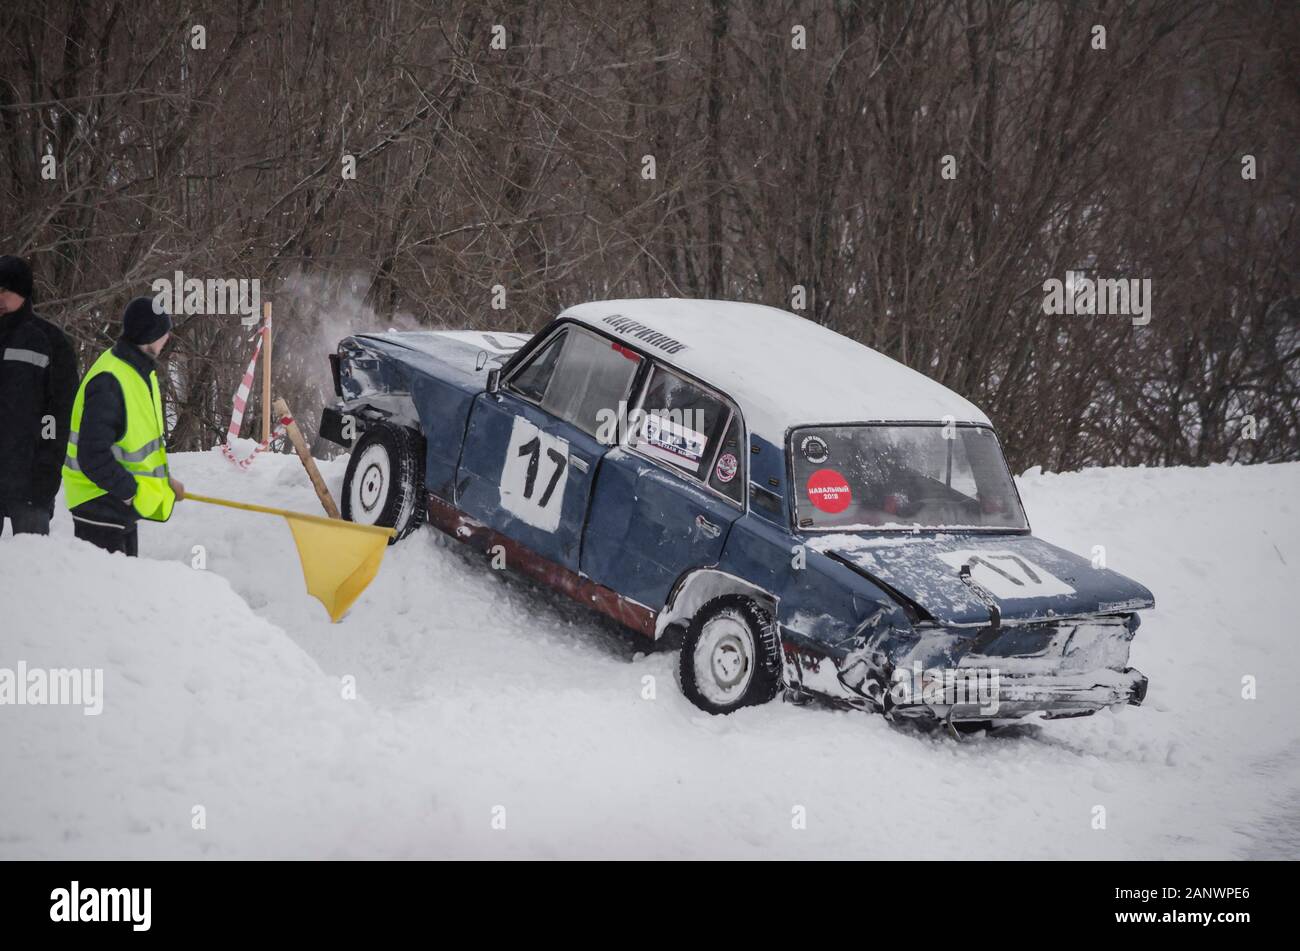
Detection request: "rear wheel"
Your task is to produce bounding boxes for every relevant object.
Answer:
[341,423,426,543]
[679,596,781,715]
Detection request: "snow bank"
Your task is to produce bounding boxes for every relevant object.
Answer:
[0,531,452,858]
[1,451,1296,858]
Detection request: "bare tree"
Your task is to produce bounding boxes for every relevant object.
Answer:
[2,0,1295,466]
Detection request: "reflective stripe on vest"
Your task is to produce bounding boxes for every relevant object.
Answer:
[62,348,174,522]
[64,432,167,474]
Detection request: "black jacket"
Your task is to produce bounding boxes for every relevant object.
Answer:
[0,301,78,509]
[69,341,161,527]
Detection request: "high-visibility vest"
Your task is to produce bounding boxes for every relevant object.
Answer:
[63,348,175,521]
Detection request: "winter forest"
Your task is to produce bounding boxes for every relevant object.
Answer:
[2,0,1296,470]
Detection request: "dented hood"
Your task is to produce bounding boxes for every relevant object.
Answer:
[810,532,1154,626]
[353,330,532,376]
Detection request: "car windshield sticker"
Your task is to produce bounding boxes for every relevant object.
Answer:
[715,452,738,484]
[935,550,1076,600]
[500,416,570,532]
[800,435,829,463]
[600,314,688,355]
[807,468,851,513]
[640,414,707,472]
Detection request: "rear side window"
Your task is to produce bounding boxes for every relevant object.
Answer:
[631,365,743,503]
[506,326,641,437]
[706,415,744,503]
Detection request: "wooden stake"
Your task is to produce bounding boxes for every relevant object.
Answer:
[273,397,342,520]
[261,301,273,444]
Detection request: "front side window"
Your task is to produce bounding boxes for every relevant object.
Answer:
[506,326,641,437]
[630,366,742,501]
[789,424,1027,531]
[508,331,565,404]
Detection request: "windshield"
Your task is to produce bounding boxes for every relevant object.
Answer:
[790,424,1027,531]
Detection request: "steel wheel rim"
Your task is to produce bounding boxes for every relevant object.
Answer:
[352,445,390,523]
[693,612,754,706]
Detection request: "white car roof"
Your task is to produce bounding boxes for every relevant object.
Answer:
[559,298,992,444]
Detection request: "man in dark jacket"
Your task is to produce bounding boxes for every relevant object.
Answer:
[63,297,185,556]
[0,255,79,536]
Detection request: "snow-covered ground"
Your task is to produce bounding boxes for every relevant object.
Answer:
[1,451,1297,859]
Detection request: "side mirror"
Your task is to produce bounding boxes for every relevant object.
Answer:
[486,367,501,394]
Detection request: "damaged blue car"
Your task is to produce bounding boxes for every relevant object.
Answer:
[320,299,1154,726]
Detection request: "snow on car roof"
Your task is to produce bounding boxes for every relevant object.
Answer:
[560,299,992,443]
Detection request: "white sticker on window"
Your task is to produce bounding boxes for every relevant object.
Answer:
[935,550,1076,600]
[500,416,569,532]
[639,414,706,472]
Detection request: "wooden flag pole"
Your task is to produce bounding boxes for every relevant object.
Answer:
[273,397,342,520]
[261,301,273,444]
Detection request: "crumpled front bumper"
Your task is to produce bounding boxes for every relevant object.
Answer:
[784,613,1150,723]
[886,665,1148,722]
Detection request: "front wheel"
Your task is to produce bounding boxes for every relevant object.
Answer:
[341,423,426,544]
[679,596,781,715]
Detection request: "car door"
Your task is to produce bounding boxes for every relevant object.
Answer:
[455,324,643,571]
[581,363,747,611]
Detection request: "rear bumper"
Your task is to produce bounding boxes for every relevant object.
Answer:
[886,665,1148,722]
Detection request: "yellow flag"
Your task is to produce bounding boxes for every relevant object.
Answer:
[187,493,396,622]
[283,515,393,622]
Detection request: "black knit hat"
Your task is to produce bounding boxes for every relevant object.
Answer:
[0,255,34,300]
[121,295,173,345]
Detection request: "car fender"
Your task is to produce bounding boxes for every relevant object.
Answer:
[655,568,778,639]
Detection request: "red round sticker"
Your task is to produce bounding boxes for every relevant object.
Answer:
[807,468,852,514]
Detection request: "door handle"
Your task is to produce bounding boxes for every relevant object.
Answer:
[695,514,721,538]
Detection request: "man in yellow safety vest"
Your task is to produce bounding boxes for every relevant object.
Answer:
[62,297,185,555]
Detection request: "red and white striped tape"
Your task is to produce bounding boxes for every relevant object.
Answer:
[221,314,281,469]
[226,321,265,447]
[220,414,292,469]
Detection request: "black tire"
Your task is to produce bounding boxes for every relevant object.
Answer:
[679,595,781,715]
[341,423,426,544]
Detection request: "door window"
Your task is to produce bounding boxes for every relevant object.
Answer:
[630,365,743,503]
[508,331,564,404]
[506,326,641,437]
